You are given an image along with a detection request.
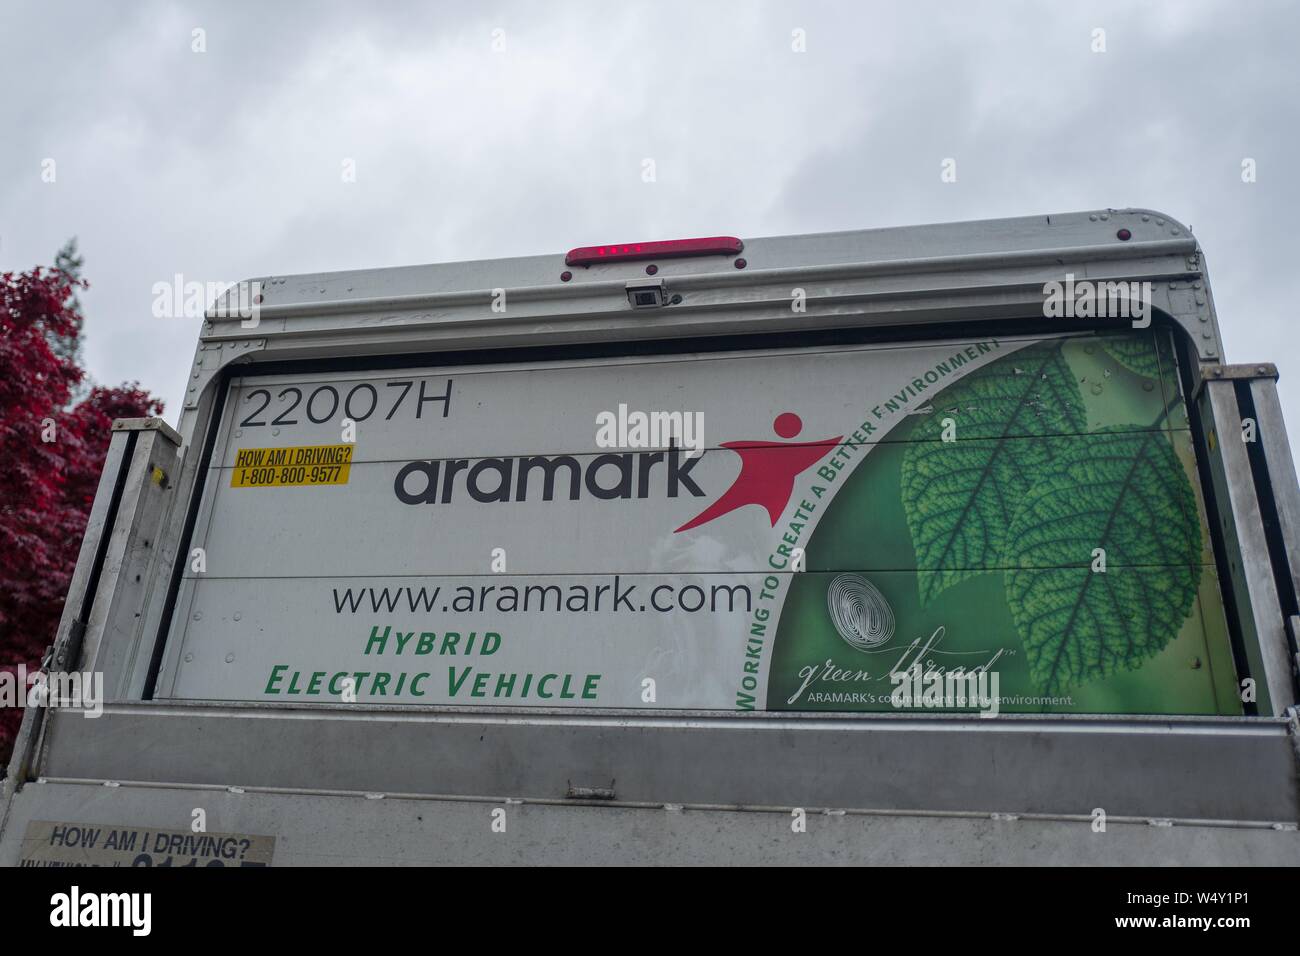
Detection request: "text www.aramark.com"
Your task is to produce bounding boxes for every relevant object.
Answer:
[331,579,755,615]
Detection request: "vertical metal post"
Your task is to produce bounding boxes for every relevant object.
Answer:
[79,419,184,697]
[1246,377,1300,601]
[1197,366,1299,715]
[0,425,135,833]
[1,419,181,799]
[1242,373,1300,686]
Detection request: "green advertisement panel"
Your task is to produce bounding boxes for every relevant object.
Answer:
[766,329,1240,715]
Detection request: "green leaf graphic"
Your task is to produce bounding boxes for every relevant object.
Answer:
[1004,426,1202,694]
[900,342,1085,604]
[1101,334,1161,379]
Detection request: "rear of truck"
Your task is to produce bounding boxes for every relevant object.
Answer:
[3,209,1299,865]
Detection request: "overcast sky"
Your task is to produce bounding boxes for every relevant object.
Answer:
[2,0,1297,445]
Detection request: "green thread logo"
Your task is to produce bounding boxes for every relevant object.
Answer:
[826,573,894,651]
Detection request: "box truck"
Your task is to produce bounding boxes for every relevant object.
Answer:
[3,209,1299,865]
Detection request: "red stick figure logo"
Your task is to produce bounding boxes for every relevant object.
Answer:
[674,412,842,532]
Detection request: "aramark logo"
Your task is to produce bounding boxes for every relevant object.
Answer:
[391,410,839,534]
[675,412,840,532]
[394,446,705,504]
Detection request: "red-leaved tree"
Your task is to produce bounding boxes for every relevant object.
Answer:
[1,267,162,765]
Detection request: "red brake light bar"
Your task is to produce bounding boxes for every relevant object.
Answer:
[565,236,743,267]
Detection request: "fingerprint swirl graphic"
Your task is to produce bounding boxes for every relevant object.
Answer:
[826,573,895,651]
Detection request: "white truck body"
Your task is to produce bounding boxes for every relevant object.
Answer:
[3,209,1299,866]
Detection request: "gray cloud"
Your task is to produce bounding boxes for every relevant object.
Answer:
[2,0,1296,449]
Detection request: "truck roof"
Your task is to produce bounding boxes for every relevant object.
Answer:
[232,207,1198,313]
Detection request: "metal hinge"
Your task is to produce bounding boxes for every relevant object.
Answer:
[566,781,617,801]
[1285,706,1300,768]
[50,618,87,672]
